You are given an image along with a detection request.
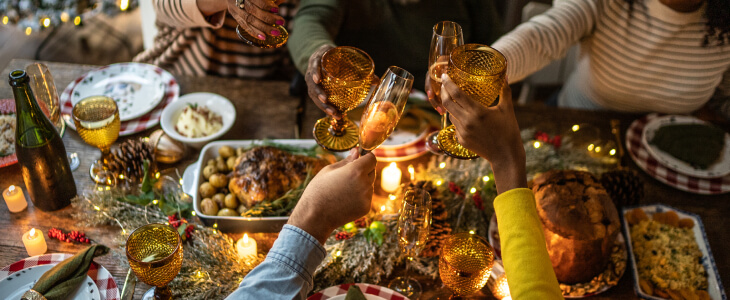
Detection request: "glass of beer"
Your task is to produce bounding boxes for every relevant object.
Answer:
[72,96,121,184]
[313,46,375,152]
[439,233,495,297]
[126,224,183,300]
[425,21,463,155]
[437,44,507,159]
[358,66,414,155]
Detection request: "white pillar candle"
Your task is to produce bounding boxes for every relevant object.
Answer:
[22,228,47,257]
[3,185,28,213]
[381,162,402,193]
[236,233,257,261]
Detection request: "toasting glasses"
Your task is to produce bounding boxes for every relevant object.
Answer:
[439,233,495,298]
[126,224,183,300]
[388,188,431,299]
[313,46,375,152]
[437,44,507,159]
[425,21,464,155]
[358,66,414,156]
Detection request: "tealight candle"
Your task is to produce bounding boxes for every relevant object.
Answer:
[22,228,47,257]
[381,162,401,193]
[236,233,257,261]
[3,185,28,213]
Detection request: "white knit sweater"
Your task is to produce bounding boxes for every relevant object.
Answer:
[493,0,730,113]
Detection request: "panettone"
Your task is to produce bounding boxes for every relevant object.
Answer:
[532,170,620,284]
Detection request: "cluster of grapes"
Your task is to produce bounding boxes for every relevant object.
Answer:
[168,214,195,241]
[48,228,90,244]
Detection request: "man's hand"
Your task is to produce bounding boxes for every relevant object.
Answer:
[305,44,340,118]
[440,74,527,194]
[288,149,377,244]
[228,0,286,40]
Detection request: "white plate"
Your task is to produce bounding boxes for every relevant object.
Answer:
[70,63,167,121]
[622,204,727,300]
[0,264,100,300]
[160,92,236,149]
[641,115,730,178]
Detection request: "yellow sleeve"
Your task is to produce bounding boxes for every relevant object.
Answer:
[493,188,564,300]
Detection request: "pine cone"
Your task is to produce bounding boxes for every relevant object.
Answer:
[107,138,155,183]
[600,168,644,209]
[401,180,452,257]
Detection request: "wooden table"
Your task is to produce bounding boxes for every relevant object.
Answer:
[0,59,728,300]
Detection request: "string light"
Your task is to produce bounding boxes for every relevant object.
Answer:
[2,16,8,25]
[152,199,159,205]
[25,27,32,35]
[120,0,130,11]
[60,12,69,23]
[407,165,415,181]
[439,162,446,169]
[42,18,51,27]
[436,180,443,186]
[73,16,81,26]
[609,149,616,156]
[93,205,101,211]
[191,211,197,216]
[533,141,541,148]
[572,124,580,132]
[594,146,602,153]
[335,250,342,257]
[388,194,396,201]
[587,144,595,151]
[380,205,386,212]
[482,176,490,182]
[469,230,475,234]
[470,187,477,194]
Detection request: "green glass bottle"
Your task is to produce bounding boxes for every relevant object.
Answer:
[9,70,77,211]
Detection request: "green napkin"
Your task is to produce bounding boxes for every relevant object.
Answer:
[650,124,726,169]
[23,245,109,300]
[345,285,367,300]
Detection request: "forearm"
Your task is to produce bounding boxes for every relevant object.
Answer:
[289,0,341,74]
[197,0,227,16]
[154,0,226,29]
[493,189,563,300]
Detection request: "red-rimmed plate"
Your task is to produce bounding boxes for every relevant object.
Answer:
[60,63,179,136]
[0,99,17,168]
[308,283,409,300]
[0,253,120,300]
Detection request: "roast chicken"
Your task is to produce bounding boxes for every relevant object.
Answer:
[228,146,330,207]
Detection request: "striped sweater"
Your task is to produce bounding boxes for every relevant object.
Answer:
[133,0,299,78]
[493,0,730,113]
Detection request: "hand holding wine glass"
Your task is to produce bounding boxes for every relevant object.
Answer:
[388,188,431,299]
[358,66,414,156]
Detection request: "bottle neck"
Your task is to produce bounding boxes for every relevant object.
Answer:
[10,70,57,147]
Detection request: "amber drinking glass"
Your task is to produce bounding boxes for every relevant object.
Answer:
[388,188,431,299]
[439,233,495,297]
[437,44,506,159]
[313,46,375,151]
[72,96,120,184]
[358,66,414,155]
[425,21,464,155]
[126,224,183,300]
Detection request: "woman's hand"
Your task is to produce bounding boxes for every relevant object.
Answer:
[228,0,286,40]
[440,74,527,193]
[305,44,341,119]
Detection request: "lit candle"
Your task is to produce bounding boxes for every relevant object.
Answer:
[3,185,28,213]
[236,233,257,261]
[381,162,402,193]
[408,164,415,181]
[22,228,47,257]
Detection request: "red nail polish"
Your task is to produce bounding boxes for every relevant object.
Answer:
[275,20,284,26]
[257,34,266,40]
[270,7,279,13]
[271,30,280,36]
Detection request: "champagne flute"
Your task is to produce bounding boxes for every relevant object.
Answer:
[425,21,464,155]
[26,63,80,170]
[358,66,414,156]
[439,233,495,298]
[388,188,431,299]
[437,44,507,159]
[72,96,121,185]
[126,224,183,300]
[313,46,375,152]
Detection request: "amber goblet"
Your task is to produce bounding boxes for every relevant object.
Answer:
[313,46,375,151]
[437,44,506,159]
[72,96,121,185]
[126,224,183,300]
[439,233,495,298]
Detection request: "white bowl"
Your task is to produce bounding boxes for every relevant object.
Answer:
[160,92,236,149]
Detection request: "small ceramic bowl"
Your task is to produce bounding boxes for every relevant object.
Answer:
[160,92,236,149]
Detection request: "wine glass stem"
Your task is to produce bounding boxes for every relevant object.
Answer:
[404,256,412,283]
[441,112,449,129]
[329,117,346,136]
[154,285,173,300]
[100,147,112,165]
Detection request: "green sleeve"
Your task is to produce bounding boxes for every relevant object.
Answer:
[289,0,343,74]
[493,188,564,300]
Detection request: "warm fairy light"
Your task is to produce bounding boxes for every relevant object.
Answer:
[97,187,103,191]
[609,149,616,156]
[2,16,8,25]
[29,228,37,239]
[335,250,342,257]
[191,211,197,216]
[179,178,184,185]
[25,27,32,35]
[493,275,511,299]
[408,165,415,181]
[470,187,477,194]
[42,18,51,27]
[155,172,161,179]
[122,228,127,234]
[165,222,169,225]
[595,146,602,153]
[380,205,386,212]
[483,176,490,182]
[388,194,396,201]
[105,186,111,191]
[533,141,541,148]
[436,180,443,186]
[587,144,595,151]
[73,16,81,26]
[119,174,125,180]
[469,230,475,235]
[195,270,204,278]
[572,124,580,132]
[60,12,69,22]
[152,199,159,205]
[94,205,101,211]
[120,0,129,11]
[213,223,218,228]
[439,162,446,169]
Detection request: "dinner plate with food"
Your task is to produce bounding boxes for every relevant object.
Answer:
[160,92,236,149]
[622,204,726,300]
[190,139,341,232]
[641,115,730,179]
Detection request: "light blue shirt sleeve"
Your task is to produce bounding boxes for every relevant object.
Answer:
[226,224,327,300]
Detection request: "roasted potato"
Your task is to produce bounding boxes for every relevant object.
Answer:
[217,208,238,216]
[200,198,219,215]
[219,146,235,158]
[199,182,216,198]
